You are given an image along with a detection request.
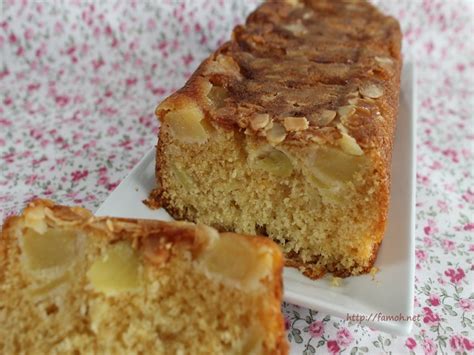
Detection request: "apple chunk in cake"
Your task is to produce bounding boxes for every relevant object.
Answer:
[152,0,402,278]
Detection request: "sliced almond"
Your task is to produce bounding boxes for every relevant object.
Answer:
[375,56,394,65]
[339,132,364,156]
[374,56,394,74]
[359,83,384,99]
[319,110,337,125]
[260,93,278,103]
[282,22,307,36]
[263,120,274,131]
[203,54,242,79]
[284,0,303,7]
[283,116,309,132]
[250,113,270,131]
[346,90,360,105]
[308,110,336,126]
[337,105,356,124]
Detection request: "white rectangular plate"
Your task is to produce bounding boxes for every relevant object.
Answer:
[96,63,416,336]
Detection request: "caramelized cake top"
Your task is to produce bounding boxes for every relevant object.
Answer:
[156,0,401,158]
[5,199,282,270]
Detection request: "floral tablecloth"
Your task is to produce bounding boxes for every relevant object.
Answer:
[1,0,473,354]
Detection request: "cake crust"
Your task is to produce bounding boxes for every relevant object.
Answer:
[156,0,401,155]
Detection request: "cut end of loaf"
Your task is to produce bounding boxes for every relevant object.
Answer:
[0,200,287,354]
[155,119,387,278]
[152,0,401,279]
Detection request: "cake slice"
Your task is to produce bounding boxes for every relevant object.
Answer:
[151,0,402,278]
[0,200,287,354]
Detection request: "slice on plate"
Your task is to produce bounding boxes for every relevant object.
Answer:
[0,200,287,354]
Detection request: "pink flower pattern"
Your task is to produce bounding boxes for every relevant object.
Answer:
[327,340,341,355]
[450,335,474,353]
[308,321,324,338]
[427,294,440,307]
[1,0,473,354]
[444,268,466,284]
[450,335,464,352]
[458,299,474,312]
[422,307,441,326]
[423,338,437,355]
[336,328,353,347]
[405,337,417,350]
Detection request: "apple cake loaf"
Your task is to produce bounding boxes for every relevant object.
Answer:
[152,0,402,278]
[0,200,287,354]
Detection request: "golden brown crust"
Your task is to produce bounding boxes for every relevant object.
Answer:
[13,199,199,247]
[155,0,401,156]
[285,240,381,278]
[3,199,285,266]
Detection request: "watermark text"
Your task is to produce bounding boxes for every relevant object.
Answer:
[346,312,421,323]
